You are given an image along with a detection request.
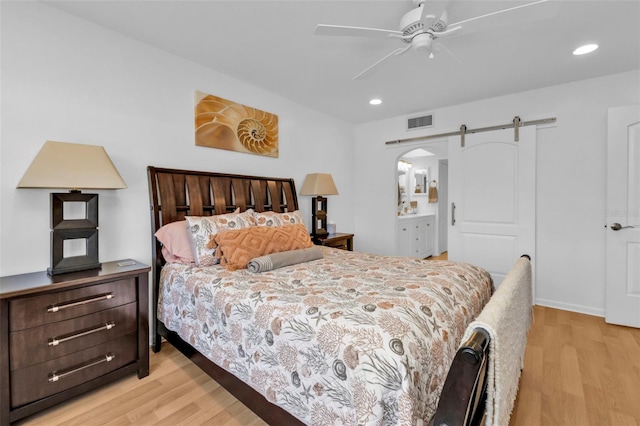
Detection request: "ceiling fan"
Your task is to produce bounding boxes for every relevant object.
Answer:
[315,0,554,80]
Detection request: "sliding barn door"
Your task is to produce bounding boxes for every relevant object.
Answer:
[448,126,535,287]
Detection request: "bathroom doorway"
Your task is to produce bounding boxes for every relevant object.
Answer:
[396,141,448,257]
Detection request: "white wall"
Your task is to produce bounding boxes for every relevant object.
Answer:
[3,2,638,319]
[0,1,354,276]
[354,70,640,316]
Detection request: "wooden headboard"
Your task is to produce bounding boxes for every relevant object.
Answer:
[148,166,298,223]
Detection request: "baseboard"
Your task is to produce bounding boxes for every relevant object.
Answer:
[534,298,605,318]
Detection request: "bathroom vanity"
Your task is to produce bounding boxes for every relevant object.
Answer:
[396,214,435,258]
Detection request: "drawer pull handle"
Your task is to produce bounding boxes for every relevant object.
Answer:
[47,293,114,313]
[48,353,115,383]
[48,322,116,346]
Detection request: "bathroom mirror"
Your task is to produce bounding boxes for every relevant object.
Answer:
[414,169,428,194]
[397,160,410,207]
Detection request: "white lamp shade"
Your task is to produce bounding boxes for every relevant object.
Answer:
[17,141,127,190]
[299,173,338,196]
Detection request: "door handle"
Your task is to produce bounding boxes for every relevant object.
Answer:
[611,223,636,231]
[451,203,456,226]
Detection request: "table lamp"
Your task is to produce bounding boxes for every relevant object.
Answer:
[17,141,127,275]
[299,173,338,238]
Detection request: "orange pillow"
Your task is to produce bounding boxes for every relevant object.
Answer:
[214,223,313,270]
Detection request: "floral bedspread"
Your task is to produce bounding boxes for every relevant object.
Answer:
[158,247,493,425]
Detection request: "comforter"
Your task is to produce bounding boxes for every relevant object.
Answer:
[158,247,492,425]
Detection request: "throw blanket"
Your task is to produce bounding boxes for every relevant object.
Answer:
[247,246,323,272]
[462,256,532,426]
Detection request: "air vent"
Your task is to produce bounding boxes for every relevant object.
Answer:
[407,114,433,130]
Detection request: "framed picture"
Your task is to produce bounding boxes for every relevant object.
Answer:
[195,91,279,158]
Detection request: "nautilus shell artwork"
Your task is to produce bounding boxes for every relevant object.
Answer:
[195,91,278,157]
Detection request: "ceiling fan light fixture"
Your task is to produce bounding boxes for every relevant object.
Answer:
[412,33,433,51]
[573,43,598,55]
[369,98,382,105]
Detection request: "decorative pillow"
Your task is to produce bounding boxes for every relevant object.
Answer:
[154,220,194,264]
[253,210,305,227]
[185,209,256,266]
[214,223,313,271]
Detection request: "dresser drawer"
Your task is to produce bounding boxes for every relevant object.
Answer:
[9,302,137,370]
[9,279,136,332]
[325,240,348,250]
[313,233,354,251]
[10,332,137,408]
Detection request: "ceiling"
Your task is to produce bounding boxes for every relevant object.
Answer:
[44,0,640,124]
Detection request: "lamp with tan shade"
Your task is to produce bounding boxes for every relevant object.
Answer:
[17,141,127,275]
[299,173,338,238]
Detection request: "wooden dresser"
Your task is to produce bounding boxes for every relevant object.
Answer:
[0,260,150,425]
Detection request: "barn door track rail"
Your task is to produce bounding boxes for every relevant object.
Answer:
[385,116,557,147]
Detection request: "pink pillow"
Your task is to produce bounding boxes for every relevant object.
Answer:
[154,220,194,264]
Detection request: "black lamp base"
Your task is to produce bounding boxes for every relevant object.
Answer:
[315,229,328,237]
[49,191,101,276]
[310,196,329,238]
[48,260,102,276]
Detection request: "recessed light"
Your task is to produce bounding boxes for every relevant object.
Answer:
[573,44,598,55]
[369,98,382,105]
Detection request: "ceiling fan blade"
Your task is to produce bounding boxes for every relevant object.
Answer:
[420,0,450,30]
[353,46,411,80]
[433,42,464,64]
[315,24,403,38]
[450,0,558,35]
[432,25,461,39]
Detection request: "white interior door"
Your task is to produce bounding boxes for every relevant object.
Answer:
[448,126,535,287]
[605,104,640,327]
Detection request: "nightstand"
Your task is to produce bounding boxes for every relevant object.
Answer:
[0,260,150,425]
[313,233,354,251]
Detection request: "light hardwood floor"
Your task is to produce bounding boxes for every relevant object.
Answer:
[17,306,640,425]
[427,251,448,261]
[511,306,640,426]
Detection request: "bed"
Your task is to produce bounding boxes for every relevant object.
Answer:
[148,166,532,426]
